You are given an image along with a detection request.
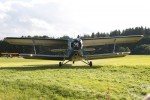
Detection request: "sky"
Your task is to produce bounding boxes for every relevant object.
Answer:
[0,0,150,39]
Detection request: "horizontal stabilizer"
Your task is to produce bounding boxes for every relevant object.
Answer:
[83,48,95,52]
[51,49,67,52]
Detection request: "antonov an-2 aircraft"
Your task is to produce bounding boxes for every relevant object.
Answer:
[4,35,143,66]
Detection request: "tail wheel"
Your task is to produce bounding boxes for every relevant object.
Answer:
[59,62,61,67]
[89,61,92,67]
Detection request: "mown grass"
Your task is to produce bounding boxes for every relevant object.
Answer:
[0,55,150,100]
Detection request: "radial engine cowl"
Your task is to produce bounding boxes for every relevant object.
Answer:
[71,39,82,50]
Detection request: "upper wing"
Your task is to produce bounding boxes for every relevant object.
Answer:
[82,35,143,47]
[4,37,68,47]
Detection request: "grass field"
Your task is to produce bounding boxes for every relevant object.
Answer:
[0,55,150,100]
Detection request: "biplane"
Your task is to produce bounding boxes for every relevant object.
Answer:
[4,35,143,66]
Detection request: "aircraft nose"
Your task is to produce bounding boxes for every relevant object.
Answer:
[71,39,82,50]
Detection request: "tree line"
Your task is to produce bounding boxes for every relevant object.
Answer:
[0,26,150,55]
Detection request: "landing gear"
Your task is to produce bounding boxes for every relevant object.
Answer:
[59,60,70,67]
[82,59,93,67]
[59,60,92,66]
[59,62,62,67]
[89,61,92,67]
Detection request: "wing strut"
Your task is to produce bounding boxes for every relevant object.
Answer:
[113,39,116,53]
[32,39,37,54]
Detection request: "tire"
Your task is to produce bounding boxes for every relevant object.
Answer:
[59,62,62,67]
[89,61,92,67]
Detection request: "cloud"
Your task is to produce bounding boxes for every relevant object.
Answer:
[0,0,91,39]
[1,0,150,39]
[0,0,65,39]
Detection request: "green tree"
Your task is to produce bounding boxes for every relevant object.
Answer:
[91,32,95,38]
[134,44,150,54]
[118,47,126,52]
[125,47,131,52]
[59,35,70,39]
[110,30,121,37]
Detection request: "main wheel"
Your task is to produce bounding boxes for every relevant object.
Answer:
[89,61,92,67]
[59,62,62,67]
[73,61,75,64]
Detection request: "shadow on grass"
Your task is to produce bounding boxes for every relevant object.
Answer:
[0,64,104,71]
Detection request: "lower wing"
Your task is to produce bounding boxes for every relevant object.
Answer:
[84,52,130,60]
[20,54,68,60]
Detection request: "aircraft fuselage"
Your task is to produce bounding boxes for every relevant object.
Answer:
[68,38,84,61]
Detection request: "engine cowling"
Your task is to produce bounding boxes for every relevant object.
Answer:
[71,39,83,50]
